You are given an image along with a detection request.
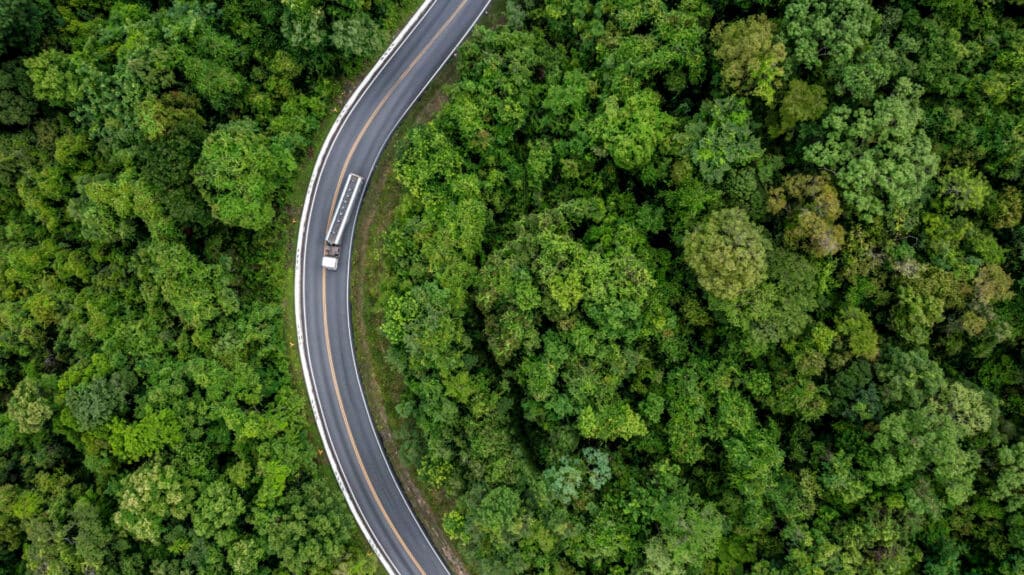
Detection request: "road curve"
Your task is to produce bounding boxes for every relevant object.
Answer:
[293,2,490,574]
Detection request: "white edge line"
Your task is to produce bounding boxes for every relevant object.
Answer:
[343,2,492,572]
[298,1,493,574]
[294,2,438,575]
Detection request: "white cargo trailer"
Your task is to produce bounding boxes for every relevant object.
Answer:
[322,173,365,270]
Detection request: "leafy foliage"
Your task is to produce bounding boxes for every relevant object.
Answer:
[0,0,411,572]
[711,14,787,105]
[375,1,1024,573]
[683,208,771,300]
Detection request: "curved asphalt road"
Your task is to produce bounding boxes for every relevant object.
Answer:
[294,1,490,574]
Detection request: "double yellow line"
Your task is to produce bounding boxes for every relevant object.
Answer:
[318,1,472,573]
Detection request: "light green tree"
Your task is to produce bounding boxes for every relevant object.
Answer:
[683,208,771,301]
[711,14,787,105]
[193,119,295,231]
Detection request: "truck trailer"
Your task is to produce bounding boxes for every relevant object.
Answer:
[322,173,365,270]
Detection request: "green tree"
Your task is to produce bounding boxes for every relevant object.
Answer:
[804,78,939,228]
[330,12,386,71]
[933,166,993,214]
[683,208,771,301]
[193,119,295,231]
[63,369,136,432]
[985,186,1022,229]
[994,442,1024,513]
[715,249,823,357]
[0,0,401,572]
[711,14,787,105]
[139,240,238,330]
[644,494,724,574]
[783,0,879,69]
[469,486,525,554]
[889,263,958,346]
[685,97,764,185]
[0,0,50,58]
[769,173,845,258]
[7,376,53,434]
[833,306,880,363]
[0,61,38,126]
[371,3,1024,573]
[769,79,827,137]
[866,348,994,507]
[590,89,675,175]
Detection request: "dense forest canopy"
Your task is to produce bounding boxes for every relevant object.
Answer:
[379,0,1024,573]
[0,0,411,572]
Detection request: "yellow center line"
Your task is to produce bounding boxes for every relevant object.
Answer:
[318,1,472,573]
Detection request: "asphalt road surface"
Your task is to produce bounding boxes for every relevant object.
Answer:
[294,1,490,574]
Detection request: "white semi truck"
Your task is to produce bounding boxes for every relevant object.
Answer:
[322,173,365,270]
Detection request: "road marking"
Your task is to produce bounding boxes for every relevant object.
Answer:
[317,1,472,573]
[322,0,471,228]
